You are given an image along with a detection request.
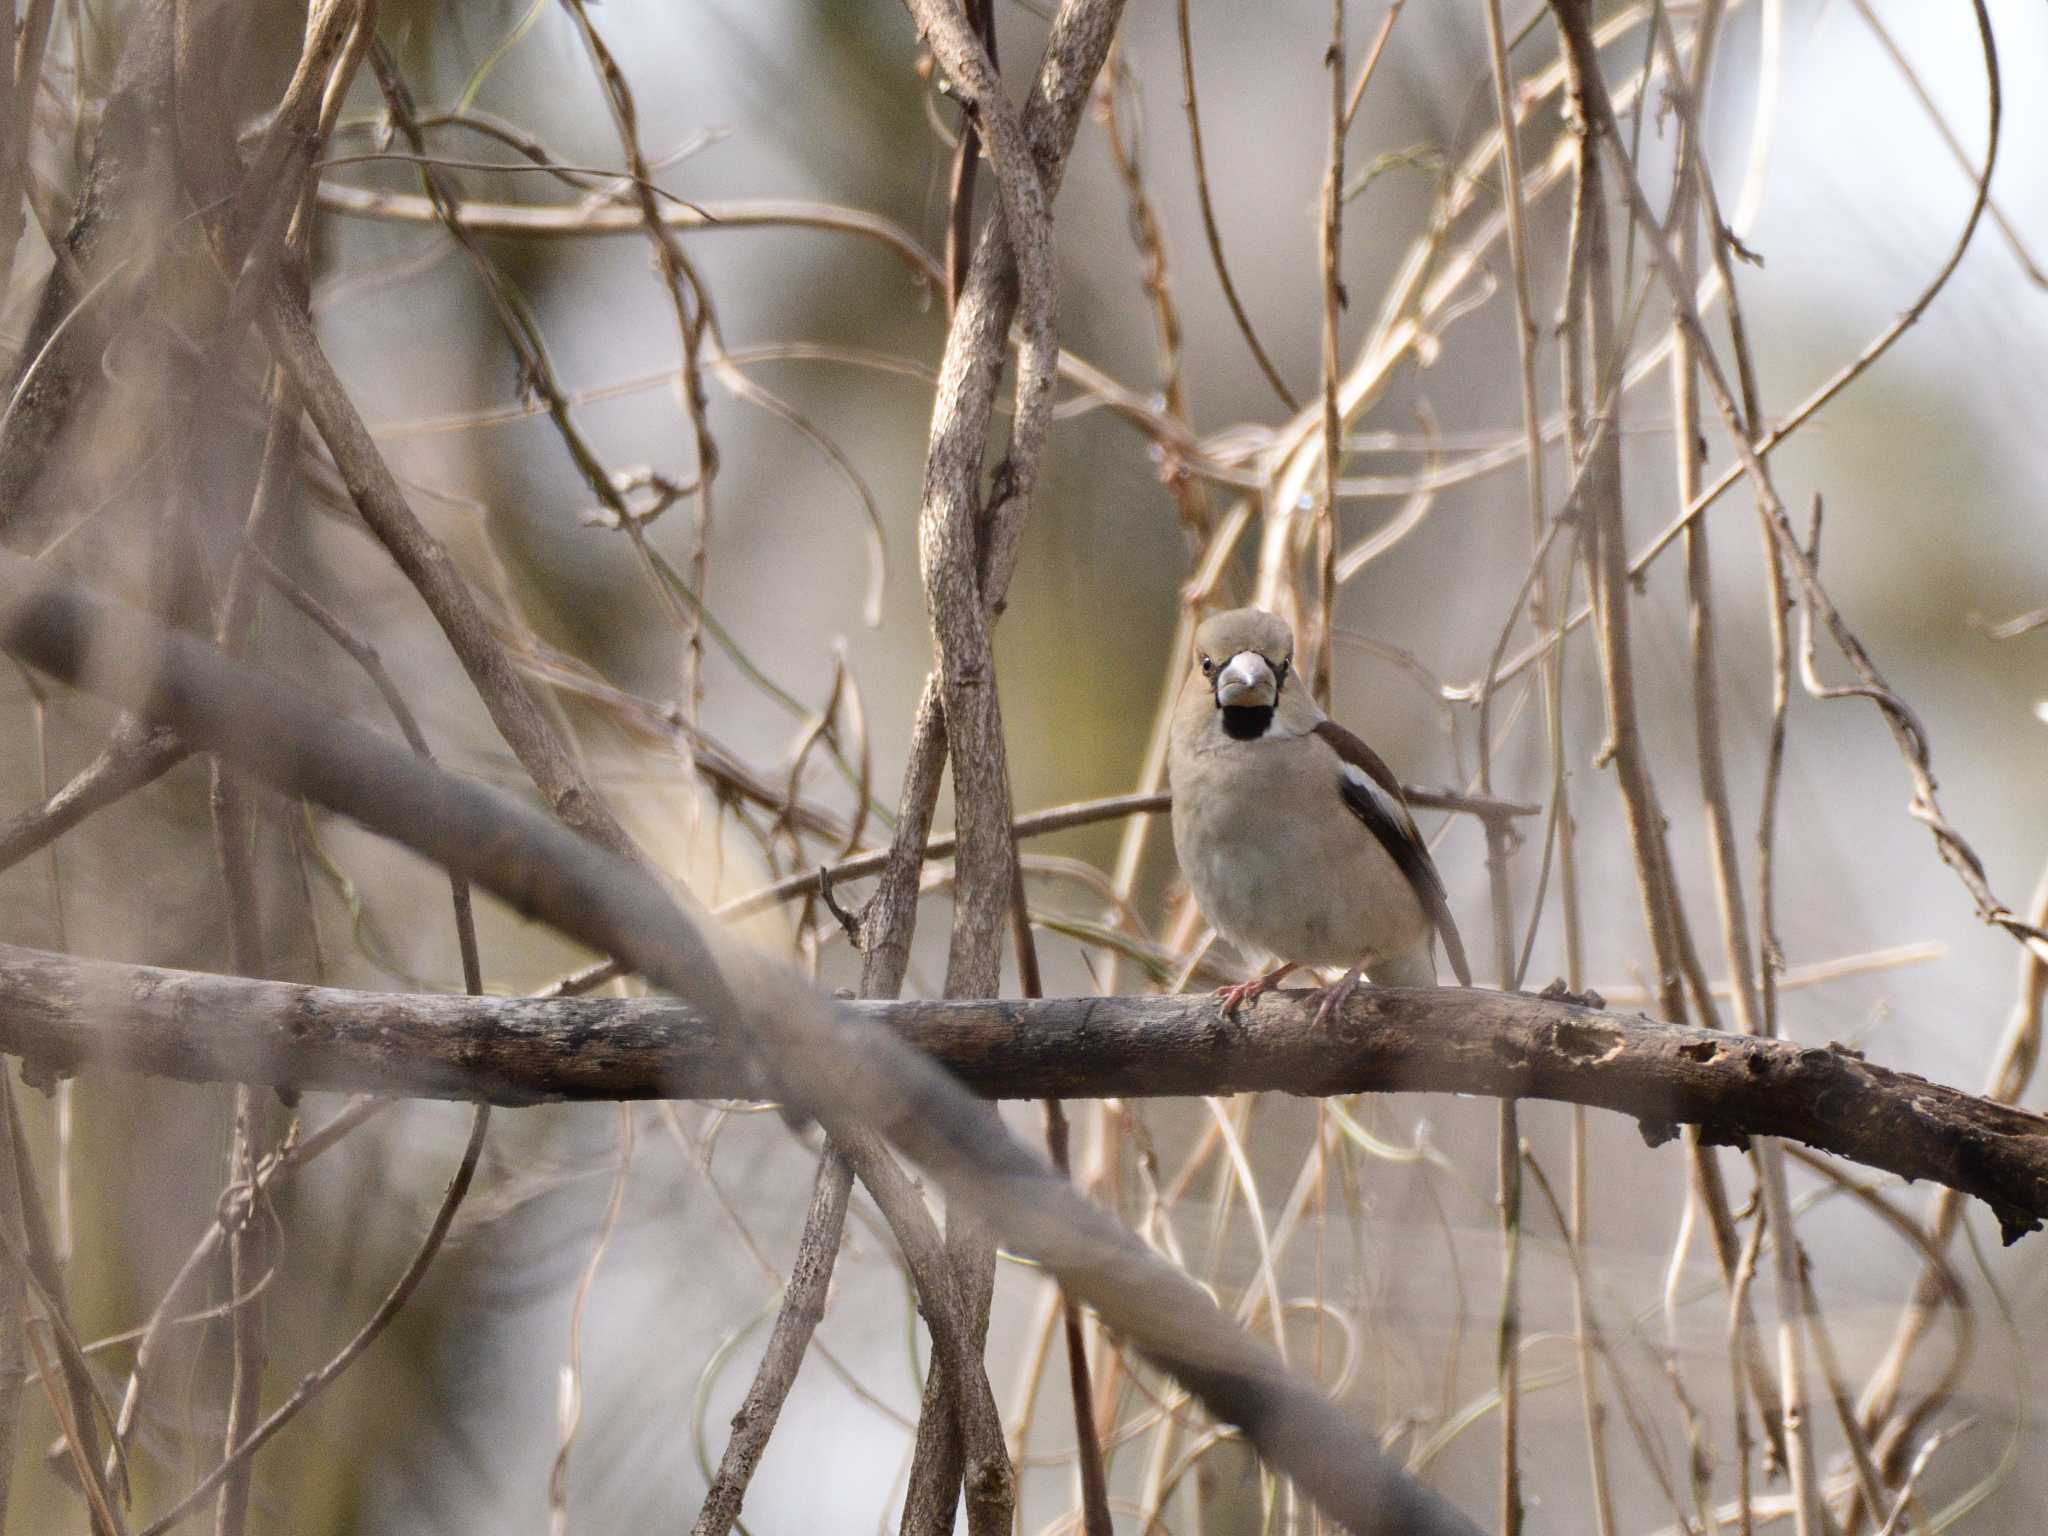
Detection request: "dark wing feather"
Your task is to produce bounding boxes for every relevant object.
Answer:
[1313,720,1473,986]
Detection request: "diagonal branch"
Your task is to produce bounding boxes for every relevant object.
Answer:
[0,546,1482,1536]
[689,1150,854,1536]
[260,291,645,866]
[0,717,185,877]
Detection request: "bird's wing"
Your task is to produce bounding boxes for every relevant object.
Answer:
[1311,720,1473,986]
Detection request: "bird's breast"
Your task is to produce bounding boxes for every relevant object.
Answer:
[1170,736,1428,970]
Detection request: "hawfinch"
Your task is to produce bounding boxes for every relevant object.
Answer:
[1168,607,1471,1017]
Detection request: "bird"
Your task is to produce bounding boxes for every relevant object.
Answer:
[1167,606,1470,1022]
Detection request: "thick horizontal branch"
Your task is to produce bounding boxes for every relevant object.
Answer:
[0,478,1482,1536]
[2,941,2042,1241]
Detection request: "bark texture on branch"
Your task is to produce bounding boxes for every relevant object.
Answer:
[1,940,2043,1240]
[0,545,1483,1536]
[871,4,1127,1527]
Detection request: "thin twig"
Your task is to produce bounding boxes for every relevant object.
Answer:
[557,0,724,722]
[1969,605,2048,643]
[134,1105,491,1536]
[548,1105,633,1535]
[1550,0,1792,1480]
[0,717,186,877]
[690,1149,855,1536]
[261,291,645,866]
[1310,0,1346,705]
[106,1099,391,1475]
[838,1123,1012,1536]
[719,785,1533,923]
[1842,0,2043,288]
[1173,0,1296,409]
[1856,856,2048,1495]
[1014,856,1112,1536]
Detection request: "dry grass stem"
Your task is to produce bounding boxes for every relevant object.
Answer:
[0,7,2032,1531]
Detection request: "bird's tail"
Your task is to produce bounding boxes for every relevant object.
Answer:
[1435,915,1472,987]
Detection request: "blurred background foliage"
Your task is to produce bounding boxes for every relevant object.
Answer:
[0,0,2046,1531]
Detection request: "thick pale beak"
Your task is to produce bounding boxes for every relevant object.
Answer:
[1213,650,1277,707]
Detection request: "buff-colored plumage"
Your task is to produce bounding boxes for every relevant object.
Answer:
[1168,608,1464,1011]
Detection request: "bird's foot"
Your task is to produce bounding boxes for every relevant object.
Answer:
[1310,964,1366,1031]
[1216,964,1295,1017]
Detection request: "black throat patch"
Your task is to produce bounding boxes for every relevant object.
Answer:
[1218,704,1275,740]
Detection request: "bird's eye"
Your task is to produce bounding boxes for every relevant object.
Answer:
[1199,656,1215,677]
[1275,656,1292,684]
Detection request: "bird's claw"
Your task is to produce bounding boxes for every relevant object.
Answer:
[1216,980,1263,1017]
[1310,964,1365,1031]
[1216,964,1294,1017]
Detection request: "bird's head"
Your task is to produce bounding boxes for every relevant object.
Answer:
[1192,608,1297,738]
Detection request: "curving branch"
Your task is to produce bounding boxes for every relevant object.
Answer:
[0,940,2043,1243]
[866,4,1127,1528]
[0,540,1482,1536]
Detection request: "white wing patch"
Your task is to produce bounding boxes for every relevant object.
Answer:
[1341,761,1415,841]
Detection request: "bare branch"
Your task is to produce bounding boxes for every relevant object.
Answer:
[0,717,185,877]
[888,1,1100,1516]
[719,784,1530,923]
[261,292,645,866]
[0,550,1482,1536]
[689,1150,854,1536]
[1173,0,1297,409]
[314,184,946,286]
[134,1106,490,1536]
[1,943,2045,1243]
